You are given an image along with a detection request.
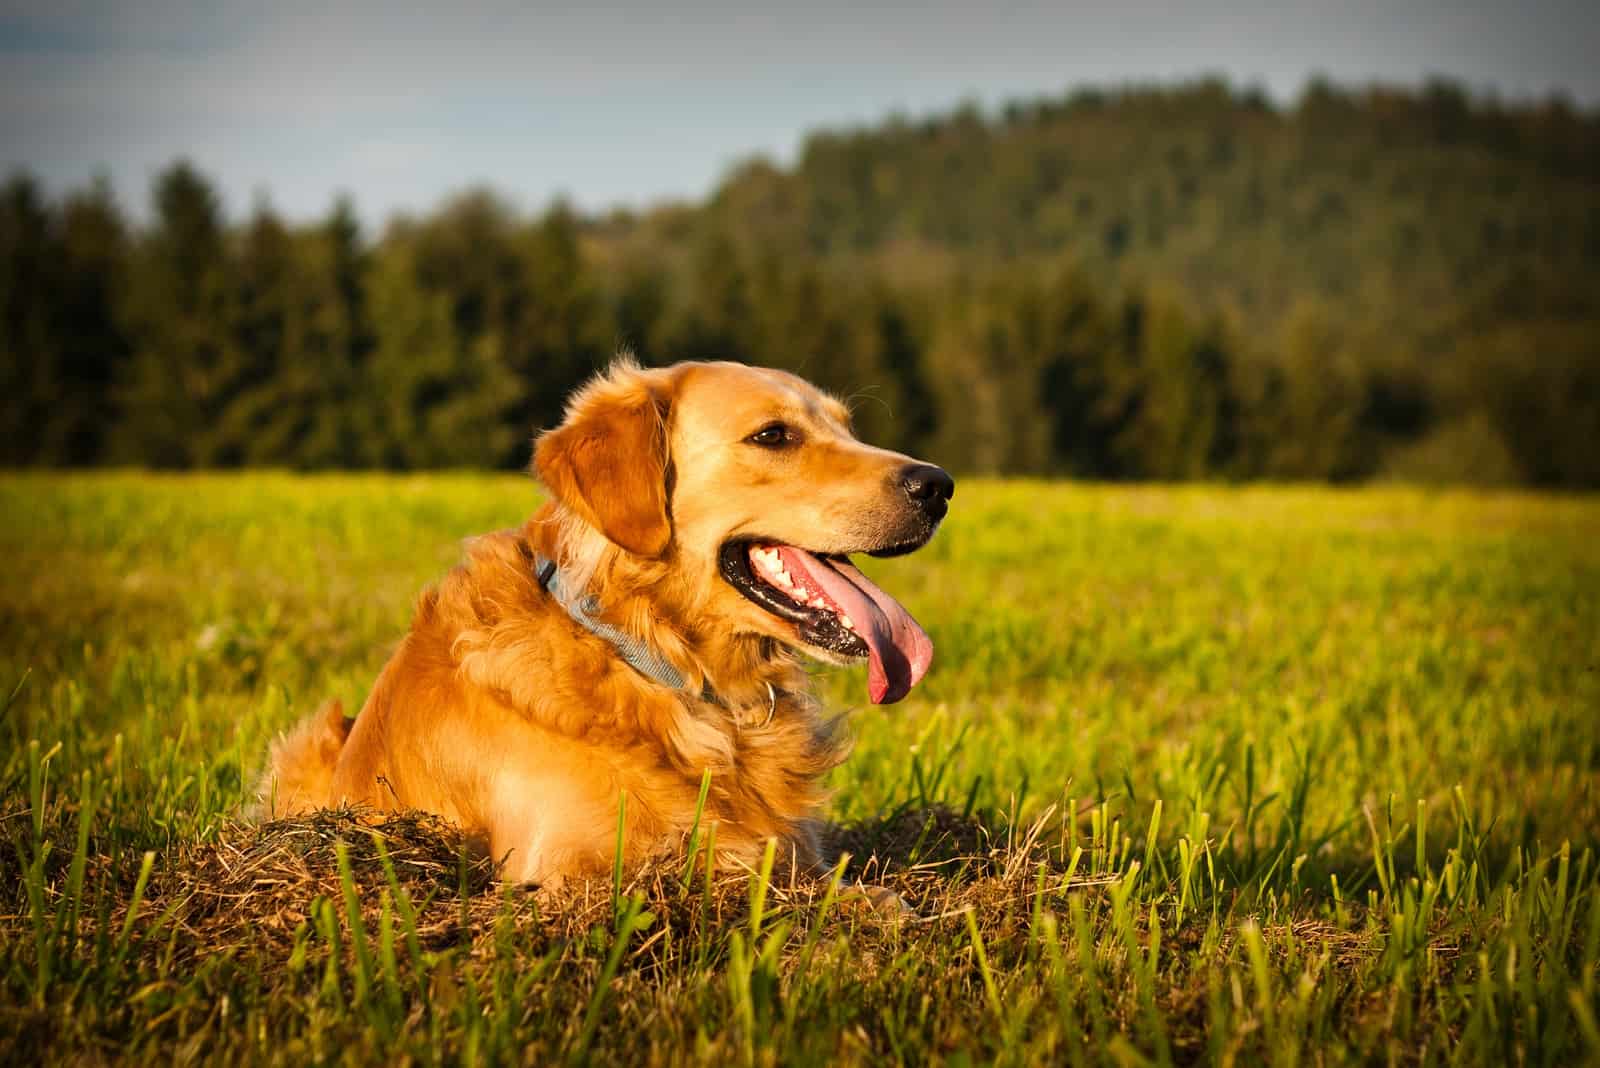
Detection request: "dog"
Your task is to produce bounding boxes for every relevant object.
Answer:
[254,359,953,886]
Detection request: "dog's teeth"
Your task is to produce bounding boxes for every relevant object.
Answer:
[841,614,855,630]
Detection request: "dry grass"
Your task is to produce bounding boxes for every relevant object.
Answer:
[98,803,1052,966]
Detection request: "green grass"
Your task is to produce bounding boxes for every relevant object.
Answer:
[2,472,1598,1065]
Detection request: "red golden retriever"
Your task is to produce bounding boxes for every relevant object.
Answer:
[254,360,953,885]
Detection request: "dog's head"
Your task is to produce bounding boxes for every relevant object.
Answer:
[534,360,953,704]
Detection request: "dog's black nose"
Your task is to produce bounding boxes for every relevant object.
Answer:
[900,464,955,509]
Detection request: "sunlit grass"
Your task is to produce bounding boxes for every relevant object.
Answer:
[2,472,1597,1064]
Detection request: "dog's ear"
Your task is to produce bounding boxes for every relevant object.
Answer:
[534,362,674,557]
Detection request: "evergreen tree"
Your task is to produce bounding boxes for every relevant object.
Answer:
[499,201,608,456]
[362,235,519,468]
[52,180,131,463]
[112,162,245,467]
[0,175,60,465]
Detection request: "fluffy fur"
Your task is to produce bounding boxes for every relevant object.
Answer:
[254,359,942,885]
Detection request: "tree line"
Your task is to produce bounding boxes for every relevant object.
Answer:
[4,79,1597,484]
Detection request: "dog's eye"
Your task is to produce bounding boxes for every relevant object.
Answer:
[747,422,795,448]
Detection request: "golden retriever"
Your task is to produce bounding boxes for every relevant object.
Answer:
[254,360,953,885]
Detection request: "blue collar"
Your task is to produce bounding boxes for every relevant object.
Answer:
[535,553,692,691]
[533,553,780,724]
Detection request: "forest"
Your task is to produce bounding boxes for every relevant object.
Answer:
[4,78,1597,485]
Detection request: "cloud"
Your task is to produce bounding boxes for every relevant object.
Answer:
[3,1,1596,223]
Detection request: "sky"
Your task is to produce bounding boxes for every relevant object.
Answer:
[3,0,1597,227]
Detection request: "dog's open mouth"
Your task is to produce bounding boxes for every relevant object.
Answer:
[719,542,933,704]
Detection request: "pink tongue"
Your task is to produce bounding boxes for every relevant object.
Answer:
[775,547,933,704]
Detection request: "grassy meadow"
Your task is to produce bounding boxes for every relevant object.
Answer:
[2,472,1598,1065]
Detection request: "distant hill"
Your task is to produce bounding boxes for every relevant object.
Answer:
[600,78,1599,482]
[694,79,1599,329]
[5,79,1598,484]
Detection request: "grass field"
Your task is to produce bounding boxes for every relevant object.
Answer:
[3,472,1598,1065]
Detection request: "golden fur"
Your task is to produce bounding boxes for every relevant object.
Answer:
[255,360,942,885]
